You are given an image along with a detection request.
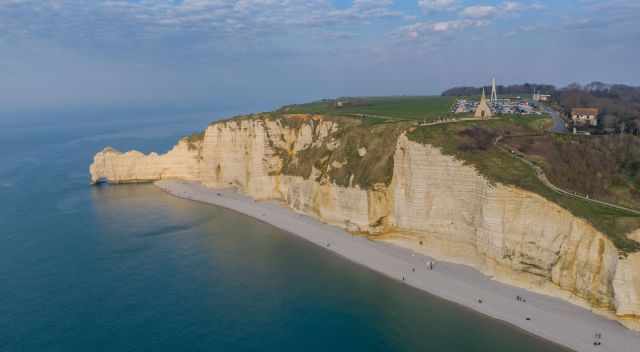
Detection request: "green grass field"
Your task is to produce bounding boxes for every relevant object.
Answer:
[279,96,456,122]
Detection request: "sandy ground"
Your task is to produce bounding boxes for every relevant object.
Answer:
[155,180,640,352]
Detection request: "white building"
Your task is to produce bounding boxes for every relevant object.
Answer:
[533,93,551,102]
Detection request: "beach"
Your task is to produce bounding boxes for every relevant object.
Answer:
[156,179,640,352]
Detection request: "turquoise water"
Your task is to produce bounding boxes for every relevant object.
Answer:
[0,110,571,351]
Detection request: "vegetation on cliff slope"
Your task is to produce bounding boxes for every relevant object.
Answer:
[504,134,640,210]
[182,132,205,151]
[210,112,405,188]
[273,114,410,188]
[408,116,640,253]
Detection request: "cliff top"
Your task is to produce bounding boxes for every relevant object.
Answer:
[196,102,640,252]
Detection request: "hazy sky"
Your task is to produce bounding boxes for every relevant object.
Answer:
[1,0,639,114]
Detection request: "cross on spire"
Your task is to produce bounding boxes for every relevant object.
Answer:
[491,77,498,103]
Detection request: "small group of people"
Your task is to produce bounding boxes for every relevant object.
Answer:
[516,295,526,303]
[593,332,603,346]
[427,260,435,270]
[398,258,436,283]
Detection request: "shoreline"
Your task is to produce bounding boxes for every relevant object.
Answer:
[155,179,640,352]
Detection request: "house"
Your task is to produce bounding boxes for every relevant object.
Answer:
[571,108,599,127]
[454,99,468,113]
[333,98,368,109]
[533,93,551,102]
[474,88,493,119]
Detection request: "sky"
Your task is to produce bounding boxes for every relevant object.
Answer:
[1,0,639,114]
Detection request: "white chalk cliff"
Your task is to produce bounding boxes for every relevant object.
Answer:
[90,115,640,330]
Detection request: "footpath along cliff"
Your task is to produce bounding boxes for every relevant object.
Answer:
[90,114,640,330]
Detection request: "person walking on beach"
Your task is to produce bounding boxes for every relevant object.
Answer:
[593,332,602,346]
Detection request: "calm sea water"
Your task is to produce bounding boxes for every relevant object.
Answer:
[0,109,571,352]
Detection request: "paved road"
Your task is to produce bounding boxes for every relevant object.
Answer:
[417,116,497,126]
[542,104,569,134]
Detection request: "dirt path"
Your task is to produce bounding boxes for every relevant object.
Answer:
[494,135,640,216]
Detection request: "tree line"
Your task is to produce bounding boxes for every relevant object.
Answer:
[555,82,640,135]
[441,83,556,97]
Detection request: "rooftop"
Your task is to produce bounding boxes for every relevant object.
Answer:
[571,108,599,116]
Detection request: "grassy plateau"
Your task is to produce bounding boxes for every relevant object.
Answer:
[279,96,456,122]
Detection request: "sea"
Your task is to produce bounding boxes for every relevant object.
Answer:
[0,108,571,351]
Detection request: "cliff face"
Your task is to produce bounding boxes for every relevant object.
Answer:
[389,135,630,317]
[90,115,640,330]
[90,140,202,184]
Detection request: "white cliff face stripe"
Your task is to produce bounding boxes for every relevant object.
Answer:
[389,135,639,324]
[89,140,201,184]
[89,116,640,331]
